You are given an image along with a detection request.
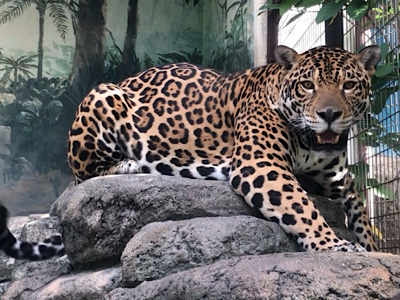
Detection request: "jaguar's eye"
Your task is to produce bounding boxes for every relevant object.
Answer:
[301,81,315,91]
[343,81,356,90]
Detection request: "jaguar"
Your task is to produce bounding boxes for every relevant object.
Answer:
[0,45,381,260]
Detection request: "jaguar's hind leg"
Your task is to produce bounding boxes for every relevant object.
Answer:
[100,159,142,176]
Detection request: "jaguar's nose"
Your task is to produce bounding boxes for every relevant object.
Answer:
[316,108,343,124]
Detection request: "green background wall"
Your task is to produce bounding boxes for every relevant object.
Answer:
[0,0,254,215]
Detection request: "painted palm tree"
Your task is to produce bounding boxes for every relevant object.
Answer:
[0,0,81,79]
[0,54,37,91]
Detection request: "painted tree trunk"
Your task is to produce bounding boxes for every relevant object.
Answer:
[122,0,139,65]
[37,6,46,79]
[70,0,107,89]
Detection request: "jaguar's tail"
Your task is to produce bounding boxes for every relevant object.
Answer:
[0,204,64,260]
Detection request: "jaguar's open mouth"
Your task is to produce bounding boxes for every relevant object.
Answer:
[308,129,348,152]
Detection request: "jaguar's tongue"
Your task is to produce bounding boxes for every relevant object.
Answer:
[316,130,340,144]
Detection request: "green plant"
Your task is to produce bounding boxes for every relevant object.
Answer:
[0,145,33,183]
[225,0,250,72]
[0,54,37,91]
[157,48,203,65]
[0,77,71,175]
[0,0,84,79]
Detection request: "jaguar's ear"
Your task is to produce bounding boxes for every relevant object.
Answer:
[274,45,299,71]
[356,45,381,77]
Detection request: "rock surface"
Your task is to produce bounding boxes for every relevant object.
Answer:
[51,175,352,268]
[1,174,399,300]
[4,266,121,300]
[108,252,400,300]
[121,216,299,287]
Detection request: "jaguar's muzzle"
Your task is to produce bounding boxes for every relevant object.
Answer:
[308,129,349,152]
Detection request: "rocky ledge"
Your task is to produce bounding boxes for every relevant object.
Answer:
[1,175,399,300]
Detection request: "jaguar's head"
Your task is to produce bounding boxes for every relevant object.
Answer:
[275,45,381,156]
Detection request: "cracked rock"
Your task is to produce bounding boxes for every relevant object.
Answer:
[3,266,121,300]
[50,175,352,268]
[106,252,400,300]
[121,216,299,287]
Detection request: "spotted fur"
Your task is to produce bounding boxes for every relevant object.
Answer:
[0,45,381,260]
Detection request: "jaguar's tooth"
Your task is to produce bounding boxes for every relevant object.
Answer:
[333,135,340,144]
[317,135,322,144]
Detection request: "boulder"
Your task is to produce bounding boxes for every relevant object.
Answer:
[1,256,71,300]
[121,216,299,287]
[106,252,400,300]
[3,265,120,300]
[51,174,351,268]
[1,174,399,300]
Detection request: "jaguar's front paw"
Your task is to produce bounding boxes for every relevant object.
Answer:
[329,241,366,252]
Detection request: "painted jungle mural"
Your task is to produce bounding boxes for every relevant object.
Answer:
[0,0,254,215]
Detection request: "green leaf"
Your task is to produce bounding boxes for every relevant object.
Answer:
[279,0,300,15]
[349,161,369,179]
[346,0,369,21]
[366,178,396,200]
[22,98,42,116]
[374,65,394,77]
[316,0,345,24]
[46,100,63,122]
[379,43,389,60]
[284,10,305,27]
[380,132,400,149]
[371,85,398,114]
[357,132,379,147]
[296,0,322,8]
[357,113,384,133]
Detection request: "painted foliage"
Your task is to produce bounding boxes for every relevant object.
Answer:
[0,0,253,215]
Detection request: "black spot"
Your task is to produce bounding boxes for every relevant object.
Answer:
[79,150,89,161]
[141,166,151,173]
[70,128,83,136]
[268,190,281,206]
[311,211,318,220]
[241,181,250,195]
[106,96,115,107]
[240,166,255,177]
[180,169,195,179]
[291,202,304,214]
[253,175,264,188]
[251,193,263,209]
[197,166,215,177]
[155,163,173,176]
[72,141,81,156]
[282,184,294,192]
[38,244,47,254]
[298,233,307,239]
[267,171,279,181]
[231,175,241,189]
[282,214,297,225]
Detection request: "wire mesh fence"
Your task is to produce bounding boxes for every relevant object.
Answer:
[346,0,400,254]
[278,1,400,254]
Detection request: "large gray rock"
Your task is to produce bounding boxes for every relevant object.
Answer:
[3,266,120,300]
[51,175,351,268]
[121,216,299,287]
[106,252,400,300]
[2,256,72,300]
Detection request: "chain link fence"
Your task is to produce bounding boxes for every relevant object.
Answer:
[278,1,400,254]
